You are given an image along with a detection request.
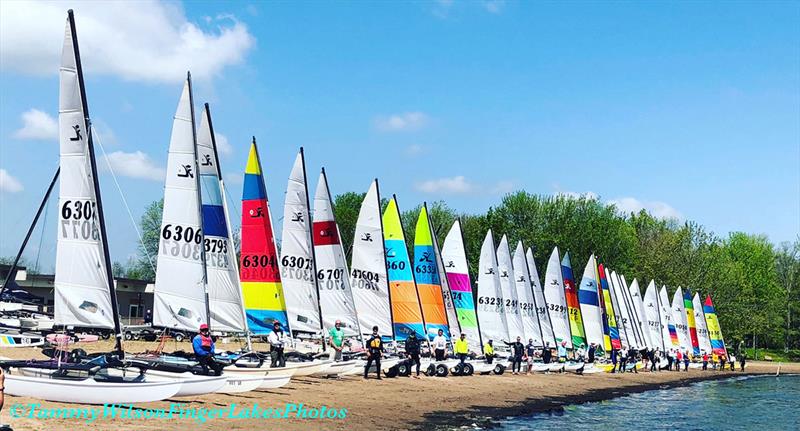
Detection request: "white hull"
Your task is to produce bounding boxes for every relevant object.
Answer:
[6,371,181,404]
[581,363,603,374]
[227,365,298,378]
[215,373,264,393]
[257,374,292,389]
[548,363,565,372]
[341,357,401,376]
[473,362,497,374]
[313,360,357,376]
[144,369,228,396]
[564,362,585,373]
[277,360,333,377]
[529,363,552,373]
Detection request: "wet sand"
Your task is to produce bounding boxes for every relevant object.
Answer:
[1,340,796,430]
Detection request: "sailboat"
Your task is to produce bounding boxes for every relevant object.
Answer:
[441,220,482,352]
[512,242,542,347]
[412,204,452,341]
[496,235,523,341]
[476,230,508,346]
[659,285,680,351]
[604,267,631,350]
[692,292,713,355]
[671,287,692,353]
[703,294,728,356]
[643,281,667,355]
[628,279,654,350]
[526,248,556,349]
[562,253,586,350]
[597,263,621,353]
[543,247,571,352]
[430,216,461,341]
[2,10,183,404]
[683,288,701,355]
[577,254,604,352]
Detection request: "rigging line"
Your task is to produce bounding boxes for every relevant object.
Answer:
[31,190,52,285]
[93,128,157,275]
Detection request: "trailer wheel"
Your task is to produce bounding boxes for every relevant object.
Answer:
[463,363,474,376]
[425,364,436,376]
[100,332,111,340]
[124,332,133,341]
[435,364,449,377]
[133,333,141,341]
[174,332,185,342]
[493,364,506,375]
[384,365,399,378]
[397,362,409,376]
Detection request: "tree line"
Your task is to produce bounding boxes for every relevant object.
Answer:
[117,191,799,354]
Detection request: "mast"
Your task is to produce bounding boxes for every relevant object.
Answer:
[301,148,325,350]
[375,180,395,343]
[0,168,59,296]
[186,73,211,328]
[205,103,251,350]
[321,167,364,345]
[69,10,123,352]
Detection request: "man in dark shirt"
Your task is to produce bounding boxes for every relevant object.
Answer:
[542,343,553,364]
[405,333,421,378]
[364,326,384,380]
[504,336,525,375]
[588,343,597,363]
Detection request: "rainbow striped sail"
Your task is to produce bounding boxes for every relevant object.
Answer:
[659,285,680,348]
[413,204,450,340]
[684,289,700,355]
[239,140,287,334]
[598,263,621,351]
[703,294,727,356]
[383,197,425,341]
[441,220,481,351]
[562,253,586,349]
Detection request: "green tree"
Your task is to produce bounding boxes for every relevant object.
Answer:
[130,199,163,281]
[776,239,800,350]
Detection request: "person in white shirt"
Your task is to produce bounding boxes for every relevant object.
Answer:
[267,321,287,367]
[432,329,448,361]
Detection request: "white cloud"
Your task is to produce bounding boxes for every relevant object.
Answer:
[0,169,24,193]
[374,112,429,132]
[0,1,255,83]
[490,180,515,194]
[557,191,600,200]
[215,133,232,156]
[13,109,58,141]
[103,151,164,182]
[609,197,683,220]
[416,176,474,194]
[484,0,506,14]
[405,144,424,156]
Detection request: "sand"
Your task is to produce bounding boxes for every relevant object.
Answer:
[1,340,796,430]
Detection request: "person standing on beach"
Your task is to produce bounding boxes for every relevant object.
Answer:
[628,348,639,373]
[193,323,223,376]
[267,321,288,368]
[504,336,525,374]
[432,329,448,361]
[484,340,495,364]
[739,351,746,371]
[683,350,690,371]
[329,320,345,362]
[619,347,628,372]
[542,343,553,364]
[641,348,650,371]
[610,348,618,373]
[557,341,568,363]
[729,353,736,371]
[525,339,536,374]
[588,343,597,363]
[702,351,709,370]
[719,354,727,371]
[649,348,657,372]
[675,350,683,371]
[455,333,470,366]
[364,326,384,379]
[405,332,422,378]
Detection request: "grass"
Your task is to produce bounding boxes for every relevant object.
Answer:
[743,348,800,362]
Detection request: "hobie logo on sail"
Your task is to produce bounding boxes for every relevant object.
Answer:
[418,252,432,263]
[500,270,508,278]
[361,233,373,242]
[484,268,494,275]
[446,260,455,268]
[201,154,213,166]
[178,164,194,178]
[79,301,99,314]
[249,207,263,218]
[291,212,304,223]
[70,124,82,141]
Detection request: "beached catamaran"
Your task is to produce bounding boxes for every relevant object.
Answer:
[476,230,508,345]
[527,248,557,348]
[629,279,654,350]
[671,287,692,353]
[562,253,586,349]
[313,169,362,338]
[544,247,571,348]
[512,242,543,346]
[441,220,482,352]
[577,254,604,351]
[703,295,728,356]
[684,288,701,355]
[412,204,451,340]
[692,292,713,354]
[497,235,523,341]
[430,216,461,341]
[643,280,667,353]
[598,263,621,352]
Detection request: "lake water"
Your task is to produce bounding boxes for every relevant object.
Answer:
[496,374,800,430]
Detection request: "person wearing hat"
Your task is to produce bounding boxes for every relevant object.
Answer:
[432,329,448,361]
[267,321,288,368]
[364,326,384,379]
[484,339,495,364]
[328,320,345,362]
[193,323,222,376]
[405,332,422,378]
[557,340,568,363]
[454,333,469,366]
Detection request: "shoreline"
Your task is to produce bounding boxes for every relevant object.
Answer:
[1,341,797,431]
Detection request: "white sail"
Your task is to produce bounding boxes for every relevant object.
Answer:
[659,285,679,350]
[476,230,507,344]
[643,280,665,351]
[692,292,713,354]
[496,235,523,341]
[526,248,556,347]
[153,77,208,332]
[577,254,604,348]
[671,287,691,352]
[513,242,542,346]
[610,271,638,349]
[196,105,246,333]
[349,180,392,337]
[280,150,320,334]
[313,170,360,337]
[54,15,115,329]
[543,247,571,348]
[432,228,460,340]
[603,267,628,349]
[628,278,654,349]
[441,220,481,352]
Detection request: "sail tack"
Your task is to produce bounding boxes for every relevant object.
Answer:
[441,221,481,351]
[412,205,450,340]
[239,141,287,334]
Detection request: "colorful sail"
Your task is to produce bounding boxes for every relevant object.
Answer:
[643,280,665,352]
[628,279,654,349]
[544,247,571,348]
[383,197,425,341]
[153,76,208,332]
[239,140,287,334]
[577,254,604,350]
[349,180,392,339]
[692,292,712,354]
[197,104,246,333]
[526,248,556,347]
[441,220,481,351]
[671,287,692,353]
[280,149,321,334]
[659,285,680,349]
[313,169,361,337]
[476,230,507,345]
[432,219,460,340]
[703,294,727,356]
[54,12,116,330]
[605,268,630,349]
[683,288,700,355]
[610,271,639,349]
[562,253,586,349]
[412,204,450,340]
[598,263,620,351]
[497,235,523,340]
[513,242,542,346]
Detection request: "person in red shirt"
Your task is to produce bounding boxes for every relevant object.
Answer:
[676,350,683,371]
[702,352,709,370]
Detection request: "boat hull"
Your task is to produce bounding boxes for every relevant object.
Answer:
[215,373,263,393]
[5,372,181,404]
[144,370,228,396]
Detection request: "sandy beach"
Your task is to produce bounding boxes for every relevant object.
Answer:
[1,340,796,431]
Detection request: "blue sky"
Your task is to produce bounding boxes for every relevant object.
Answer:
[1,0,798,271]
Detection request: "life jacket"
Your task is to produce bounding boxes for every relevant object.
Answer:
[455,339,468,354]
[484,343,494,355]
[200,333,212,349]
[369,337,382,349]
